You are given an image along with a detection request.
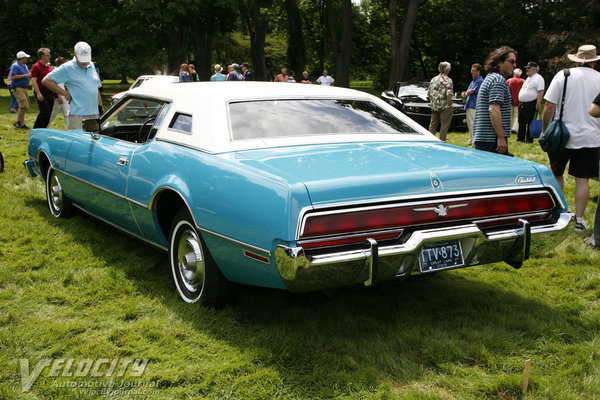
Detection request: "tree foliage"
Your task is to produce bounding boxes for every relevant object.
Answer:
[1,0,598,89]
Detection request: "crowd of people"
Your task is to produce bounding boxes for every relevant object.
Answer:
[427,44,600,248]
[7,42,102,131]
[181,62,334,85]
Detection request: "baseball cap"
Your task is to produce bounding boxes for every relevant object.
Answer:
[16,51,30,59]
[524,61,539,69]
[74,41,92,62]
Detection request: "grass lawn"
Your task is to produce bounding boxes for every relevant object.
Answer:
[0,81,599,399]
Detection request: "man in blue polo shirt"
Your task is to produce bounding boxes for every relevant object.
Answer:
[10,51,32,129]
[43,42,102,130]
[461,63,483,146]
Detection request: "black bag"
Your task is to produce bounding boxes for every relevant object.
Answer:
[539,120,570,153]
[539,69,570,153]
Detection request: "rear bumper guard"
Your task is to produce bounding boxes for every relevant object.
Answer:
[275,212,573,292]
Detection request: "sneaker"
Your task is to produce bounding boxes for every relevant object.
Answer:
[574,221,587,231]
[9,108,17,113]
[13,122,29,129]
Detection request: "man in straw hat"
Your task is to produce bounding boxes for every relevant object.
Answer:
[541,44,600,232]
[211,64,226,81]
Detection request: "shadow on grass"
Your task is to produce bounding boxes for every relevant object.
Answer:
[25,194,590,397]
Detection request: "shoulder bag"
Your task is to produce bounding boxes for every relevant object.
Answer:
[539,69,570,153]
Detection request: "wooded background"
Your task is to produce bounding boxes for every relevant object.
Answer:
[1,0,599,91]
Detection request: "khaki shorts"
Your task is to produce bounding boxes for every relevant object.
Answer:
[13,87,30,110]
[67,114,99,131]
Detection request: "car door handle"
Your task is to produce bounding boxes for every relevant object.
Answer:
[117,156,129,166]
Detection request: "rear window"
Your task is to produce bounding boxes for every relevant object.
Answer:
[228,99,419,140]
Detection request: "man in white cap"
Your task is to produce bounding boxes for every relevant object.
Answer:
[43,41,102,130]
[542,44,600,232]
[10,51,32,129]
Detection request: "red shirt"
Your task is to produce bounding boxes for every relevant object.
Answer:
[30,61,53,91]
[507,76,525,106]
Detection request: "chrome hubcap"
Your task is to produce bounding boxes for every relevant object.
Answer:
[50,174,63,212]
[177,228,204,293]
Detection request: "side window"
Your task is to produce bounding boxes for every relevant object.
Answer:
[103,99,164,128]
[169,112,193,134]
[100,98,167,142]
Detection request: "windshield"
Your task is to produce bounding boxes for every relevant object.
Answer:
[229,99,420,140]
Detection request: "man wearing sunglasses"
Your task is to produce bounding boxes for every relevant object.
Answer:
[473,46,517,155]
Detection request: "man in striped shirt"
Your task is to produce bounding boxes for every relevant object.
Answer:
[473,46,517,155]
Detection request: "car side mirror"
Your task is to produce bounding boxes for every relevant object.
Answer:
[82,118,101,139]
[385,90,394,97]
[83,118,100,132]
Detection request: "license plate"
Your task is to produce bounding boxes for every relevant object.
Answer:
[419,240,464,272]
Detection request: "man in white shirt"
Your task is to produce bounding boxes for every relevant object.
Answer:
[316,70,334,86]
[517,61,545,142]
[542,45,600,231]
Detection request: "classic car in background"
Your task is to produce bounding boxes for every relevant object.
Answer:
[110,75,179,104]
[25,82,572,305]
[381,81,467,130]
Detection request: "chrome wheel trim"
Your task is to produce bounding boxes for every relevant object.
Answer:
[176,224,205,295]
[48,171,63,214]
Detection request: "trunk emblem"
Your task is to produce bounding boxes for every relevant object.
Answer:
[413,203,468,217]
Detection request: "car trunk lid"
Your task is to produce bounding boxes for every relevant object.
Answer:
[236,142,542,206]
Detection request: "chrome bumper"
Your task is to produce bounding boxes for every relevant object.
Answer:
[275,212,574,292]
[23,158,39,178]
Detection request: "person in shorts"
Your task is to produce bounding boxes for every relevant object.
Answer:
[10,51,32,129]
[541,44,600,231]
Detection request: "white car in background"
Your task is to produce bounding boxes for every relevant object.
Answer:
[110,75,179,105]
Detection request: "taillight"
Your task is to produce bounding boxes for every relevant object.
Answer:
[301,191,555,239]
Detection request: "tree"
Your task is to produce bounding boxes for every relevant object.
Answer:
[285,0,306,78]
[325,0,352,87]
[239,0,272,81]
[388,0,420,86]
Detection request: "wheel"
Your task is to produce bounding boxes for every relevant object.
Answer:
[169,209,234,306]
[46,167,72,218]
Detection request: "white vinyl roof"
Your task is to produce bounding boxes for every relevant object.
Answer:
[127,81,437,153]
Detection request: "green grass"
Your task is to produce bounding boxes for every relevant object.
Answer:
[1,82,599,399]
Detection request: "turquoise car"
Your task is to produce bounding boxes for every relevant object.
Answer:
[24,82,573,305]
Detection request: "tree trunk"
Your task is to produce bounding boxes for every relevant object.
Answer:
[164,26,189,75]
[388,0,420,87]
[325,0,352,87]
[239,0,269,81]
[190,23,215,81]
[285,0,306,78]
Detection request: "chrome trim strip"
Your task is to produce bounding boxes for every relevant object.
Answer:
[308,184,563,210]
[56,169,148,209]
[298,229,403,244]
[198,226,271,256]
[298,188,557,240]
[71,203,168,252]
[155,138,216,154]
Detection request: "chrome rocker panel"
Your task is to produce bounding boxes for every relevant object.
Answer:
[276,212,573,292]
